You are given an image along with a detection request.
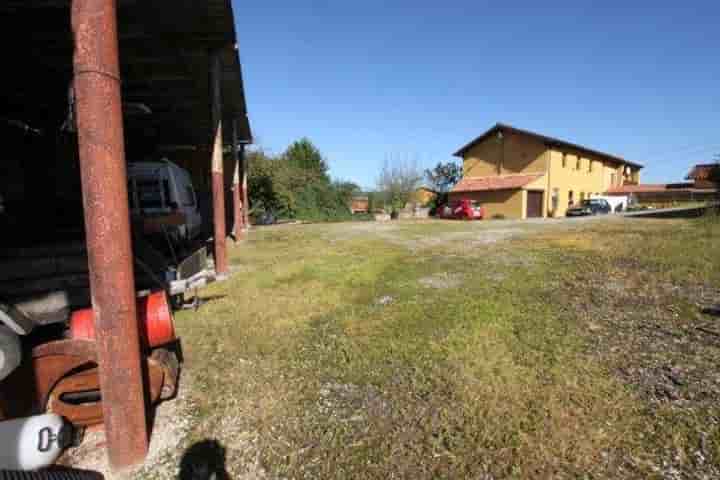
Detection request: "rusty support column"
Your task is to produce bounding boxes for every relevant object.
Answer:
[71,0,148,468]
[232,119,244,239]
[210,52,228,276]
[242,143,250,229]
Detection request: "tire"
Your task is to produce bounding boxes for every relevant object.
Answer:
[0,469,103,480]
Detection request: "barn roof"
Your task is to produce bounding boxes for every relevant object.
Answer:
[0,0,251,147]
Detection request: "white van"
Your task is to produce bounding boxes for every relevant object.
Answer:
[127,160,203,245]
[590,194,629,213]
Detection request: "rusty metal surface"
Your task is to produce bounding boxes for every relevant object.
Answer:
[72,0,149,467]
[0,339,97,418]
[33,339,97,360]
[47,357,165,427]
[211,172,228,275]
[150,348,180,400]
[48,368,105,427]
[30,339,99,411]
[211,51,228,275]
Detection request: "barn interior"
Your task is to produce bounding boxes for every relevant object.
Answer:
[0,0,252,468]
[0,0,251,322]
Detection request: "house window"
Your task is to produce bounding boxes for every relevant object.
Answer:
[562,153,567,168]
[611,173,616,185]
[551,188,559,212]
[568,190,574,207]
[580,192,585,202]
[576,156,582,170]
[588,160,593,173]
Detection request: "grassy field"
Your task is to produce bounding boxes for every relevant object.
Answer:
[166,216,720,479]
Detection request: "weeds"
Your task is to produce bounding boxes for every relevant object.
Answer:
[173,218,720,478]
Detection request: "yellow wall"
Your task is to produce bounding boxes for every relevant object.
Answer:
[462,133,548,178]
[502,131,548,174]
[545,149,641,217]
[463,137,501,177]
[449,189,525,219]
[458,131,642,219]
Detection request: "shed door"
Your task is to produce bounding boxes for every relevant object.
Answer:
[526,191,544,218]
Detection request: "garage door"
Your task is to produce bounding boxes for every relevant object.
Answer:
[526,191,544,218]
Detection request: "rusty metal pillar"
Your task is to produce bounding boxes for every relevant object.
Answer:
[241,144,250,229]
[232,119,244,239]
[71,0,148,468]
[210,51,228,276]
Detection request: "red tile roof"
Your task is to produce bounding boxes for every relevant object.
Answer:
[606,184,675,194]
[606,183,715,194]
[452,173,544,193]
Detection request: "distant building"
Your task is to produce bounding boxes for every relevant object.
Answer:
[450,123,643,219]
[350,195,369,214]
[686,163,720,189]
[606,163,718,204]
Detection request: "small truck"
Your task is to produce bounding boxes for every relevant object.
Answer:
[438,199,485,220]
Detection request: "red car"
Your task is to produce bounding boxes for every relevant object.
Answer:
[438,199,485,220]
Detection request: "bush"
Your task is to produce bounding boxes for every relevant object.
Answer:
[247,140,359,223]
[351,212,374,222]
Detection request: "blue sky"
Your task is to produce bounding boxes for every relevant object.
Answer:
[234,1,719,189]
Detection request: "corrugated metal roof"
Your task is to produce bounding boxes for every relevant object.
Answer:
[0,0,252,145]
[452,173,545,193]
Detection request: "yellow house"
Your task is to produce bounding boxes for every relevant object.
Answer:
[449,123,643,219]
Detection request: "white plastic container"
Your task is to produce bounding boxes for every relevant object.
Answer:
[0,414,73,470]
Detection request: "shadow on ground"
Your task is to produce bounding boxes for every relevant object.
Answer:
[179,440,230,480]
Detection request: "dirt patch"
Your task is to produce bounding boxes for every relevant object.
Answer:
[565,269,720,478]
[317,382,391,424]
[577,278,720,407]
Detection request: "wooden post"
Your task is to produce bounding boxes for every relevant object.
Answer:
[210,51,228,277]
[232,119,244,239]
[242,143,250,230]
[72,0,148,468]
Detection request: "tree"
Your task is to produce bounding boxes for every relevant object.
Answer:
[424,161,462,193]
[247,149,297,217]
[283,138,329,181]
[247,140,359,222]
[376,159,422,213]
[332,180,361,205]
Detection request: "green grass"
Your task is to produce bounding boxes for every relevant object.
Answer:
[172,216,720,478]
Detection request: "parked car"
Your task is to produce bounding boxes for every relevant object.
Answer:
[128,160,203,246]
[438,199,485,220]
[566,198,611,217]
[590,194,628,213]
